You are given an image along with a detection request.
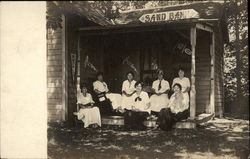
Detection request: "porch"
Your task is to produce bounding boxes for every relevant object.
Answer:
[73,22,216,122]
[47,1,226,123]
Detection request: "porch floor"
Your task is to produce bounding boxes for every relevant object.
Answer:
[48,117,249,159]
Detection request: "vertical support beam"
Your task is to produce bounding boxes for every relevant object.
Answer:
[76,35,81,93]
[209,32,215,114]
[61,14,68,121]
[190,26,197,120]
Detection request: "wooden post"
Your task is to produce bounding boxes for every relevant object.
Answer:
[61,14,68,121]
[190,26,197,120]
[209,32,215,114]
[76,35,81,93]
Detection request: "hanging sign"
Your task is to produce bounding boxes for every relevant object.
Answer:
[84,55,98,72]
[174,42,192,56]
[71,54,76,81]
[122,56,138,74]
[139,9,199,23]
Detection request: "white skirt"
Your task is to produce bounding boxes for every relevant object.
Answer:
[106,93,122,109]
[76,107,101,128]
[150,94,169,112]
[182,92,190,109]
[121,95,134,110]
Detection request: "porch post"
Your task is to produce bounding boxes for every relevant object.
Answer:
[76,35,81,93]
[190,26,197,120]
[209,32,215,114]
[62,14,68,121]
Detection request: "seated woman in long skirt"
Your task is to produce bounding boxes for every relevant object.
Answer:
[150,70,170,117]
[93,72,122,116]
[74,84,101,128]
[157,83,189,131]
[124,81,151,130]
[120,71,136,111]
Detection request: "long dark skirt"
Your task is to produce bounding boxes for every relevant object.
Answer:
[124,110,149,130]
[157,108,189,131]
[96,99,123,117]
[96,99,113,116]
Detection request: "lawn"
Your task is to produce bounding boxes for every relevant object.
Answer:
[48,117,249,159]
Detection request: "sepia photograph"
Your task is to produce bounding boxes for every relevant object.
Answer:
[0,1,249,159]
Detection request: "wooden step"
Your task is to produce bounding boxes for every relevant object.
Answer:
[174,120,196,129]
[101,116,124,125]
[144,119,157,127]
[100,113,214,128]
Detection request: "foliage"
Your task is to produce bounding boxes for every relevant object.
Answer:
[224,0,248,107]
[46,2,62,30]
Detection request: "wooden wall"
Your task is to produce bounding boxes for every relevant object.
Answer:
[47,28,64,122]
[214,25,224,117]
[195,30,211,114]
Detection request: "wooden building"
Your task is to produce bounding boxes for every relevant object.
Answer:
[47,1,229,123]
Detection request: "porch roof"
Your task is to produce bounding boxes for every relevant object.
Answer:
[53,1,229,43]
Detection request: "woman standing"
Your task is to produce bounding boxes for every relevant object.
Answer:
[124,81,151,130]
[172,68,190,104]
[120,72,136,111]
[157,83,189,131]
[150,71,170,117]
[74,85,101,128]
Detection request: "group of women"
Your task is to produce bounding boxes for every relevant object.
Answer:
[74,68,190,131]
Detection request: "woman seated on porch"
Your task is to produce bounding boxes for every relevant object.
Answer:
[172,68,190,105]
[124,81,151,130]
[120,71,136,111]
[93,72,122,116]
[157,83,189,131]
[150,70,170,117]
[74,84,101,128]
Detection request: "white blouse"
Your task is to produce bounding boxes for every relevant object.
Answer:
[169,92,189,114]
[172,77,190,93]
[152,79,170,94]
[77,93,94,105]
[131,91,150,112]
[93,80,109,93]
[122,80,136,94]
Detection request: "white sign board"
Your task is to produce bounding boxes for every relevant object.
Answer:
[139,9,199,23]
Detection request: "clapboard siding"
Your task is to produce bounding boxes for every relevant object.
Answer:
[47,27,63,122]
[195,31,211,114]
[48,45,63,50]
[214,25,224,117]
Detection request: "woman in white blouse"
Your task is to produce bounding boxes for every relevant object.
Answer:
[150,71,170,116]
[74,85,101,128]
[124,81,151,130]
[120,72,136,110]
[158,83,189,131]
[172,68,190,105]
[93,72,122,116]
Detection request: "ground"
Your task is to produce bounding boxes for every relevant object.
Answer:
[48,117,249,159]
